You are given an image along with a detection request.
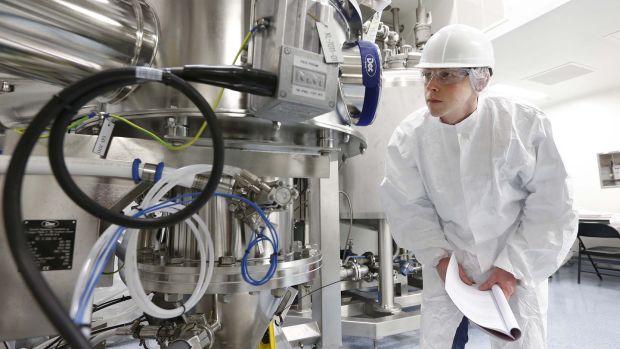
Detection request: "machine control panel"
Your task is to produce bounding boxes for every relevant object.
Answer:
[253,45,339,123]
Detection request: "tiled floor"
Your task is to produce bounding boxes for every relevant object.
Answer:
[342,261,620,348]
[101,261,619,349]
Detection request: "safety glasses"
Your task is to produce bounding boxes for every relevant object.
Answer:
[421,68,470,85]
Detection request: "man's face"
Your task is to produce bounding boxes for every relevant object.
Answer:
[422,68,477,120]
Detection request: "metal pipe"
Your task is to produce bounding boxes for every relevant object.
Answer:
[414,0,432,49]
[340,266,353,279]
[340,264,369,281]
[391,7,401,34]
[0,0,159,102]
[378,219,397,311]
[276,179,295,254]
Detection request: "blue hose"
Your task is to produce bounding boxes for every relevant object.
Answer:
[75,194,200,323]
[75,192,280,322]
[214,192,279,286]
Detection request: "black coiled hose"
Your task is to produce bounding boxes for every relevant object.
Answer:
[2,67,225,348]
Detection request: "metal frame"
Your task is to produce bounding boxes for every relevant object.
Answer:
[309,160,342,348]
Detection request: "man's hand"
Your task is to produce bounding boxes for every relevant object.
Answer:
[479,267,517,299]
[436,257,473,285]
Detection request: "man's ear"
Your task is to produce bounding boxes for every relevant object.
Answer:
[475,76,490,92]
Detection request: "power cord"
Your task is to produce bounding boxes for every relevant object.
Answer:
[92,295,132,312]
[3,68,224,349]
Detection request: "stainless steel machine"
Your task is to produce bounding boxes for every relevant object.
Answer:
[326,2,431,347]
[0,0,385,348]
[282,2,431,348]
[0,0,434,348]
[330,69,427,348]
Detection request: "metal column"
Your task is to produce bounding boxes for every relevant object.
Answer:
[309,160,342,348]
[378,219,400,313]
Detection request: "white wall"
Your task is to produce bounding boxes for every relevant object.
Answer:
[544,88,620,214]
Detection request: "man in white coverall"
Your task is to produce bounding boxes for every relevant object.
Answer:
[379,24,577,349]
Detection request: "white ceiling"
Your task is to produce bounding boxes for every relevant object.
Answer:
[489,0,620,107]
[386,0,620,107]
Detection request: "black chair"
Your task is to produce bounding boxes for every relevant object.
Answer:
[577,222,620,284]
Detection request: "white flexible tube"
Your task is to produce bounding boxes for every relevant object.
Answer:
[90,330,124,346]
[95,283,129,305]
[123,165,218,318]
[124,205,214,318]
[142,164,214,205]
[70,164,222,323]
[70,223,120,325]
[0,155,177,180]
[125,205,206,319]
[72,205,213,322]
[0,155,241,189]
[142,164,241,204]
[91,302,143,330]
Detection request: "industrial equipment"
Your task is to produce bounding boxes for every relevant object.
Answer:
[0,0,435,348]
[327,1,433,346]
[0,1,387,348]
[332,68,426,348]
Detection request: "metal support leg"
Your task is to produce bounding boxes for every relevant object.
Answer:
[309,161,341,349]
[578,250,581,284]
[586,253,603,280]
[377,219,400,313]
[296,284,313,313]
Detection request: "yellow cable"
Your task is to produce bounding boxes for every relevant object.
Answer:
[166,87,224,151]
[15,115,89,139]
[107,113,177,151]
[67,115,90,130]
[14,28,255,149]
[15,127,50,139]
[166,28,254,151]
[258,321,276,349]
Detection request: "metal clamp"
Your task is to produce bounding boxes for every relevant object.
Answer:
[141,162,159,183]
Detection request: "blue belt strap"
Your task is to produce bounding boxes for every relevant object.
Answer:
[452,316,469,349]
[353,40,381,126]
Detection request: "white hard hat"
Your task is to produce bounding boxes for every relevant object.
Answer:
[416,24,495,69]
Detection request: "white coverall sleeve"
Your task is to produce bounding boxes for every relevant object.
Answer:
[380,128,452,267]
[494,116,578,285]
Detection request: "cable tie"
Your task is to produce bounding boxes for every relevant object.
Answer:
[51,94,79,114]
[132,158,142,183]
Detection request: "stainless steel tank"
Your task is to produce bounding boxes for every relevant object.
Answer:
[122,0,251,113]
[0,1,371,347]
[340,69,426,219]
[0,0,159,102]
[109,139,323,349]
